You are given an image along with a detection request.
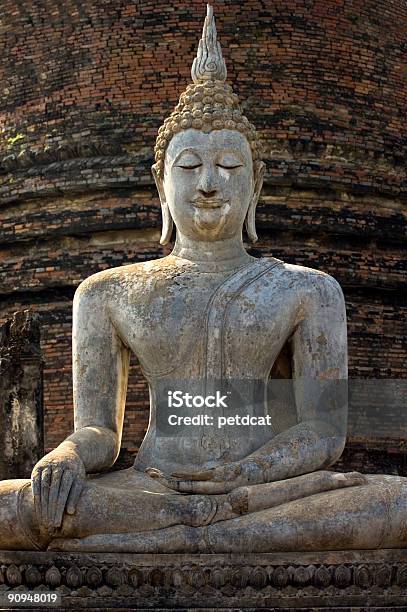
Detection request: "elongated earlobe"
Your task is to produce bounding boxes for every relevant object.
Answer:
[152,163,175,245]
[245,196,258,243]
[160,202,174,245]
[245,160,265,243]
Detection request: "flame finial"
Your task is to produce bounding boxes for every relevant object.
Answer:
[191,4,227,83]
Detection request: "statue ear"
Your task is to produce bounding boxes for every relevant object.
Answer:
[245,160,265,243]
[152,164,174,246]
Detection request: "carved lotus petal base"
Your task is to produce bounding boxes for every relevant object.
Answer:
[0,550,406,609]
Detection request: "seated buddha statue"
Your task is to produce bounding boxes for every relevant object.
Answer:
[0,5,406,554]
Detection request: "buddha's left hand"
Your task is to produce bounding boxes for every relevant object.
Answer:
[146,459,266,494]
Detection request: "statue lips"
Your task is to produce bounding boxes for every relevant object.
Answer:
[192,198,228,209]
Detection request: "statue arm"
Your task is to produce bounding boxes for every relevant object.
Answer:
[31,274,130,531]
[63,274,130,473]
[244,272,348,482]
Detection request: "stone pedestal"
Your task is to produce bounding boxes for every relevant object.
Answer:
[0,550,406,610]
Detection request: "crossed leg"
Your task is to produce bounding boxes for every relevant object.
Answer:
[0,468,231,550]
[49,474,407,553]
[3,469,403,553]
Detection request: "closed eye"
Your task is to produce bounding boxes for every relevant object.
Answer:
[217,164,242,169]
[177,163,202,169]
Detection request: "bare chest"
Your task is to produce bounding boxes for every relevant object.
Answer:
[113,262,299,380]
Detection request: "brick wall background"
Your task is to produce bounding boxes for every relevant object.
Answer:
[0,0,405,471]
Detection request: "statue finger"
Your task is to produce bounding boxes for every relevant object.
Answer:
[332,471,367,487]
[53,470,74,528]
[47,468,63,527]
[40,468,52,526]
[146,468,229,493]
[346,471,367,484]
[176,463,242,484]
[150,472,185,492]
[146,468,184,489]
[179,480,234,494]
[168,479,230,494]
[145,469,195,492]
[31,468,42,521]
[145,467,165,479]
[210,463,242,482]
[66,478,84,515]
[171,468,216,481]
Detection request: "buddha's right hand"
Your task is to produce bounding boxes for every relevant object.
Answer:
[31,443,86,533]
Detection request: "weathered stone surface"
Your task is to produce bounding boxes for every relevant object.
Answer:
[0,550,406,609]
[0,310,43,479]
[0,0,406,466]
[0,6,405,557]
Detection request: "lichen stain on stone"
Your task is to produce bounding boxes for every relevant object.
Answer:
[318,368,340,380]
[316,333,328,347]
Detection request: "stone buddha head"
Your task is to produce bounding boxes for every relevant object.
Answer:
[152,4,265,245]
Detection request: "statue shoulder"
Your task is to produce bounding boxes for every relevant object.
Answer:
[73,265,133,301]
[275,261,345,308]
[73,256,177,303]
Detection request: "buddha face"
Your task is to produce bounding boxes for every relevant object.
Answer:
[153,129,264,242]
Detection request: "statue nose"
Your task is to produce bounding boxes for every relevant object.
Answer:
[197,169,218,197]
[198,187,218,198]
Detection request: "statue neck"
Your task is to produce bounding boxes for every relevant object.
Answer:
[171,232,253,271]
